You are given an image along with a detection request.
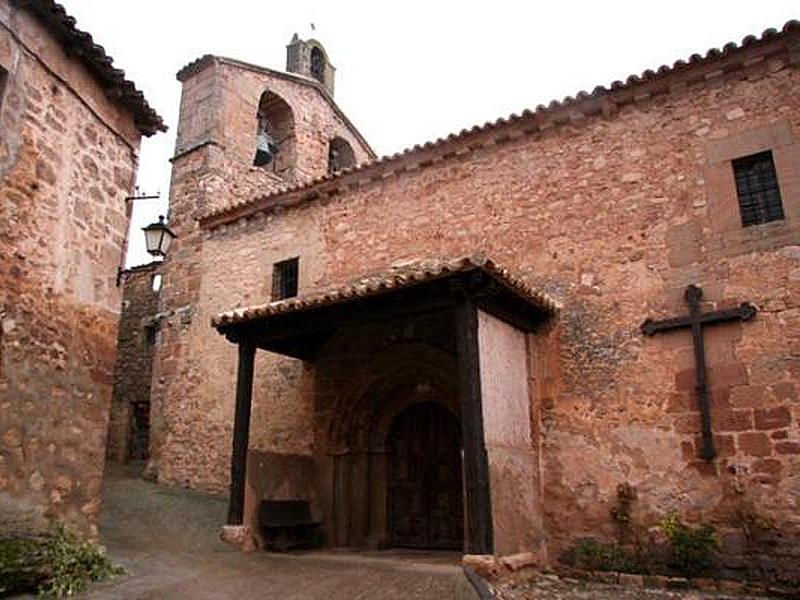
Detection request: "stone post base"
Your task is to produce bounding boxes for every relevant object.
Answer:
[220,525,258,552]
[462,551,541,584]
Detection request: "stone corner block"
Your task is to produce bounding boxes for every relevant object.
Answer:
[220,525,258,552]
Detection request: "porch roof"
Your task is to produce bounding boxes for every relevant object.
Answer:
[212,255,559,331]
[211,255,559,359]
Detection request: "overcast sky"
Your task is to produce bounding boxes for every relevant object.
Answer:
[58,1,798,267]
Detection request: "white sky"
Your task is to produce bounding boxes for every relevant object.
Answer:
[58,1,798,267]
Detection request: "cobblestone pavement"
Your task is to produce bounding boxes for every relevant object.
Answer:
[493,574,775,600]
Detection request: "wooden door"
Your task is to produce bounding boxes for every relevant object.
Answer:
[388,402,463,549]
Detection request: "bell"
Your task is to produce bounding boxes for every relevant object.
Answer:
[254,148,274,167]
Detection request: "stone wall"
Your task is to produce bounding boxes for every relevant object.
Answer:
[155,29,799,577]
[148,55,372,490]
[0,5,142,537]
[107,263,162,463]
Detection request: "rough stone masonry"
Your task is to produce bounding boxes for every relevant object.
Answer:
[134,22,800,584]
[107,262,163,464]
[0,0,164,537]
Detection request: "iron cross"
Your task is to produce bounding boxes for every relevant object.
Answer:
[641,285,757,461]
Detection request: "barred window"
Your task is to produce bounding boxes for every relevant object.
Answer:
[732,151,784,227]
[272,258,299,300]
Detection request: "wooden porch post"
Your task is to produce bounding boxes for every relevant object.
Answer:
[227,337,256,525]
[454,302,494,554]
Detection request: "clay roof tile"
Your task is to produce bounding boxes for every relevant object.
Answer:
[200,19,800,228]
[13,0,166,136]
[212,255,560,330]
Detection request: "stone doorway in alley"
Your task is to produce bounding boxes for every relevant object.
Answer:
[388,401,463,550]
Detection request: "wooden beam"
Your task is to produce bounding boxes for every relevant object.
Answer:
[454,302,494,554]
[227,338,256,525]
[244,291,457,349]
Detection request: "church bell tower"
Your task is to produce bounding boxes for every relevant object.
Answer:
[286,34,336,97]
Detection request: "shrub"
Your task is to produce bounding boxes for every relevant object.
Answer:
[0,536,48,593]
[569,538,651,574]
[0,526,123,598]
[659,512,718,577]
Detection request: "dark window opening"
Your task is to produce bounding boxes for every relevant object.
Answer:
[732,151,784,227]
[272,257,299,300]
[328,137,357,174]
[310,47,325,83]
[145,326,157,347]
[253,91,295,175]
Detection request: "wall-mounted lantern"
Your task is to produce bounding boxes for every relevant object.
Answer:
[142,215,176,258]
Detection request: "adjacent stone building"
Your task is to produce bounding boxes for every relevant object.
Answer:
[107,262,163,464]
[148,24,799,581]
[0,0,164,536]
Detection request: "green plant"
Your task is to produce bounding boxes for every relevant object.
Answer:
[0,536,49,594]
[569,538,651,574]
[0,526,123,598]
[659,512,718,577]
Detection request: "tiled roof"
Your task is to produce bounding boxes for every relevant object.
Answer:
[201,19,800,228]
[12,0,166,136]
[212,255,560,330]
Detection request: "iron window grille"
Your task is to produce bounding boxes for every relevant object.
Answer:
[732,151,784,227]
[272,258,299,300]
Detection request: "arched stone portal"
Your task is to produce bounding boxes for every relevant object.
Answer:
[323,343,464,550]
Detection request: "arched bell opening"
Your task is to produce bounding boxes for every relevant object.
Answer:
[310,46,325,83]
[253,90,296,177]
[327,136,356,174]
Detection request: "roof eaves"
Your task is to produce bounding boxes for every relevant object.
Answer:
[200,19,800,228]
[211,255,560,331]
[13,0,167,136]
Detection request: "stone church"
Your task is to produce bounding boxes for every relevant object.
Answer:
[116,22,799,578]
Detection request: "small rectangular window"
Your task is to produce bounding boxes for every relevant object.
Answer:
[732,151,784,227]
[272,257,299,300]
